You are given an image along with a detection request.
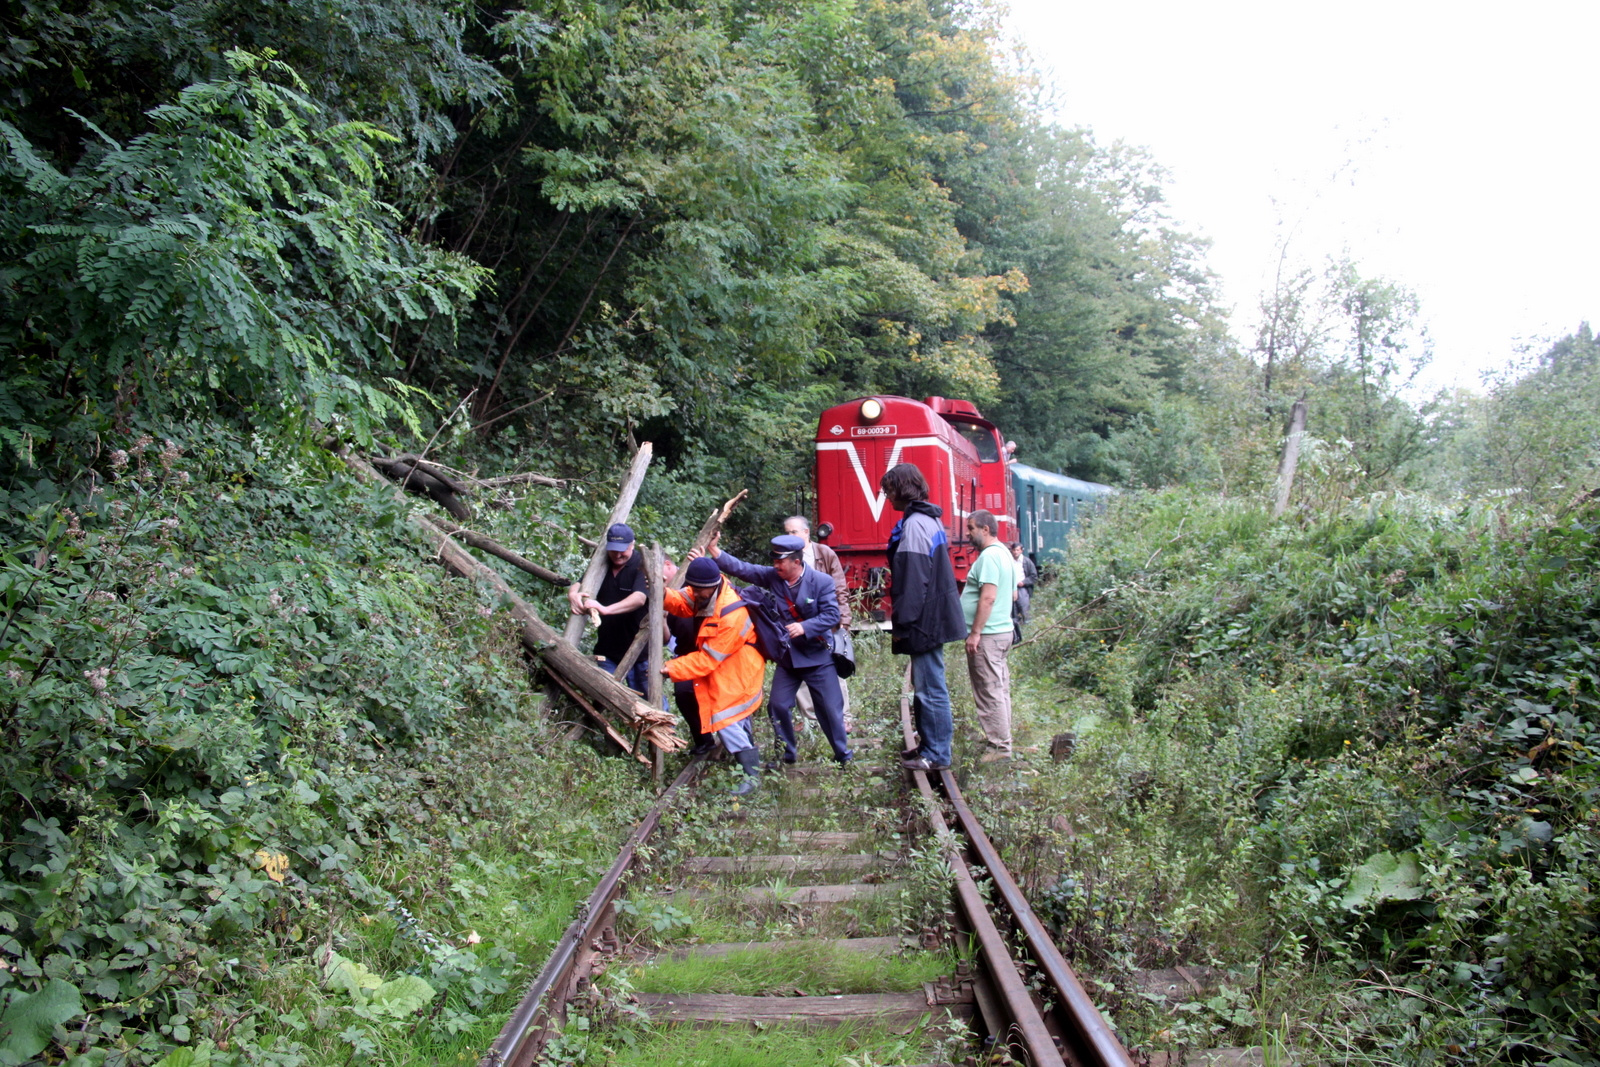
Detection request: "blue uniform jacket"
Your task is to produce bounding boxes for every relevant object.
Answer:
[713,551,840,669]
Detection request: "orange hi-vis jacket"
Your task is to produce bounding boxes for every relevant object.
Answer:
[664,579,765,736]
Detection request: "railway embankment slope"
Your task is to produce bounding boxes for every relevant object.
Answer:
[982,487,1599,1066]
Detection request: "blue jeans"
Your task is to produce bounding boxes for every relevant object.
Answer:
[600,657,651,696]
[909,647,953,766]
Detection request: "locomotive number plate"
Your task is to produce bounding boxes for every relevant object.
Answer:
[850,424,898,437]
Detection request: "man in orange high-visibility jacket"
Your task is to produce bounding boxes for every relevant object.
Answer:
[663,556,766,795]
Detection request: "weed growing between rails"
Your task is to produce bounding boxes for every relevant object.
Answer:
[0,428,661,1065]
[531,638,980,1066]
[980,489,1600,1066]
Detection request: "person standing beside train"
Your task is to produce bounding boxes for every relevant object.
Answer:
[1010,541,1036,642]
[964,512,1017,762]
[782,515,853,732]
[880,462,966,772]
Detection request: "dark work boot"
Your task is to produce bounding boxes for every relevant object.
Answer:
[730,748,761,796]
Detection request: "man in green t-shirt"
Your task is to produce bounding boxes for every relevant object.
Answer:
[961,510,1017,762]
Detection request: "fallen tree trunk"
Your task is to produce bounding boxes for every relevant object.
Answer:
[439,523,568,585]
[613,489,748,676]
[477,471,567,490]
[345,452,682,751]
[563,443,654,647]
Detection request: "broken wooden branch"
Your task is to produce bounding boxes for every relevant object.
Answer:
[546,670,650,765]
[371,455,472,521]
[345,452,682,751]
[477,471,568,490]
[563,443,654,647]
[390,453,474,495]
[437,522,568,585]
[540,519,598,551]
[671,489,750,591]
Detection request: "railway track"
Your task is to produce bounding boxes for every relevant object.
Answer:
[482,674,1134,1067]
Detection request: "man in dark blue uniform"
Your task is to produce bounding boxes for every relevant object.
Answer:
[694,533,853,767]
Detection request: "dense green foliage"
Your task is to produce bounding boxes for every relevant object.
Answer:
[1001,491,1598,1064]
[1426,324,1600,504]
[2,0,1595,1063]
[0,431,652,1064]
[4,0,1218,503]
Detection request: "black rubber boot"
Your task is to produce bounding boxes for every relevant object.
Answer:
[730,748,761,796]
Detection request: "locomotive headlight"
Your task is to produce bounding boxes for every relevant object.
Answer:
[859,398,884,422]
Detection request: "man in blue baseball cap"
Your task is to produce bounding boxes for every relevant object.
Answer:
[690,531,852,767]
[568,522,649,692]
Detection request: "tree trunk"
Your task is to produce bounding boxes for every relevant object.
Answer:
[344,452,682,750]
[563,444,654,647]
[1274,399,1309,518]
[437,522,568,585]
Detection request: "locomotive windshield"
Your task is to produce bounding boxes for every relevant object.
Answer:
[952,422,1000,462]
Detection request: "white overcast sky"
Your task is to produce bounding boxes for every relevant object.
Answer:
[1000,0,1600,391]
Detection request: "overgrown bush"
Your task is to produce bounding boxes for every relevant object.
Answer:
[0,428,649,1064]
[997,489,1599,1065]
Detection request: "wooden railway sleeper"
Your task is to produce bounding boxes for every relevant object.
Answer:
[488,671,1132,1067]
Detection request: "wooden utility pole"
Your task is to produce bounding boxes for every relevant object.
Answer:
[563,444,654,647]
[1274,399,1309,518]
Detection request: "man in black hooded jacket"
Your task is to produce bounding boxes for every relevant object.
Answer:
[880,462,966,770]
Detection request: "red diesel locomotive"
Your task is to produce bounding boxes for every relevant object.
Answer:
[812,395,1016,608]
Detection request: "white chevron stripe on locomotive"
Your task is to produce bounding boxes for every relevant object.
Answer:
[816,437,952,522]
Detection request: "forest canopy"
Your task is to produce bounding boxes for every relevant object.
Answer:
[1,0,1217,505]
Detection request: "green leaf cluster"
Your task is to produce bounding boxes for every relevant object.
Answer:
[1017,489,1600,1061]
[1,48,484,463]
[0,426,647,1063]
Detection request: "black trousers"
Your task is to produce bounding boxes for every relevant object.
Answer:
[768,659,851,763]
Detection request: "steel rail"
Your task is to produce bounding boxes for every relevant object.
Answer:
[480,759,706,1067]
[937,773,1135,1067]
[900,686,1067,1067]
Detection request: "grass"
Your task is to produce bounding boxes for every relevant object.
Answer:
[591,1017,956,1067]
[626,942,953,995]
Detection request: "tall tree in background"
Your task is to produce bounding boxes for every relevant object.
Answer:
[1318,260,1429,481]
[2,0,1225,513]
[1241,254,1428,493]
[988,131,1219,477]
[1453,324,1600,502]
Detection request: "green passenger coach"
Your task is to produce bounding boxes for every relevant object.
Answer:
[1010,462,1115,562]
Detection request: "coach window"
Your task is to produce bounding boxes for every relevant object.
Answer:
[955,423,1000,462]
[1052,493,1061,521]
